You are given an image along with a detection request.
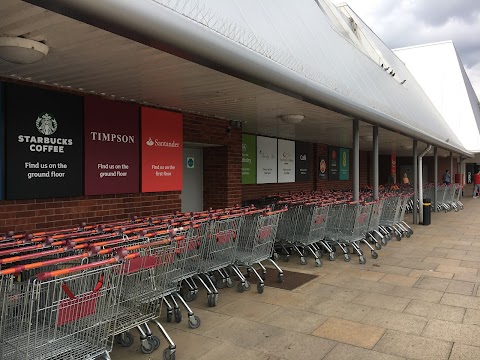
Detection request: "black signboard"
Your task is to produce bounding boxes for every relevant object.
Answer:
[295,141,310,182]
[6,84,83,199]
[319,156,328,180]
[328,146,339,181]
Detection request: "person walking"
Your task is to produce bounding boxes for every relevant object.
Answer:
[442,170,451,185]
[473,170,480,198]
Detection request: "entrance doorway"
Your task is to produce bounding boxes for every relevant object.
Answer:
[182,147,203,212]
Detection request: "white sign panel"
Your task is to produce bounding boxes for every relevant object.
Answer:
[278,139,295,183]
[256,136,277,184]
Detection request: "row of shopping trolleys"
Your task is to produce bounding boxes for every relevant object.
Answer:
[0,206,288,360]
[0,187,462,360]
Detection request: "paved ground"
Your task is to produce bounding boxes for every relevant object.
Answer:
[113,197,480,360]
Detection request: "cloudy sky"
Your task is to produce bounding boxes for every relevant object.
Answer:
[337,0,480,99]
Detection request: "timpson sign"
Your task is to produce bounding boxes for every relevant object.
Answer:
[84,96,140,195]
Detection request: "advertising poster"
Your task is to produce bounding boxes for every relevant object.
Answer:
[328,146,339,180]
[339,148,350,180]
[5,83,83,200]
[84,96,140,195]
[391,151,397,183]
[295,141,310,182]
[278,139,295,183]
[256,136,277,184]
[141,107,183,192]
[242,134,256,184]
[0,83,4,200]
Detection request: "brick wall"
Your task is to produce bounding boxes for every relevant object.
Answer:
[0,192,181,234]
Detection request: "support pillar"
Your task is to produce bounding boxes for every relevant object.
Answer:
[413,140,418,225]
[373,126,379,200]
[353,119,360,201]
[434,147,438,212]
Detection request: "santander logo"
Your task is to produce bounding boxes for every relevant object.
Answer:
[145,137,180,148]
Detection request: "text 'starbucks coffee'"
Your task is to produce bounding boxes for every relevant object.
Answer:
[5,83,83,200]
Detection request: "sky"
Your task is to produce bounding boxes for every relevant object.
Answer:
[337,0,480,99]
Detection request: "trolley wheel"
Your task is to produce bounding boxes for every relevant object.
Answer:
[257,282,264,294]
[343,253,351,262]
[214,293,219,306]
[119,332,134,347]
[226,277,234,288]
[141,340,154,354]
[237,282,244,293]
[216,278,226,289]
[273,252,279,260]
[163,348,176,360]
[406,232,411,238]
[184,290,197,302]
[375,242,382,250]
[381,237,387,246]
[209,274,217,284]
[207,294,216,307]
[371,250,378,259]
[315,258,322,267]
[174,309,182,323]
[300,257,307,265]
[116,332,134,347]
[149,335,161,350]
[277,273,284,283]
[284,254,290,262]
[245,269,251,278]
[166,311,173,323]
[188,315,201,329]
[359,255,366,264]
[316,250,322,259]
[329,252,336,261]
[396,234,401,241]
[243,280,251,291]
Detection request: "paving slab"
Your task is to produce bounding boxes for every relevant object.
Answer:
[415,276,451,291]
[423,256,462,266]
[422,318,480,347]
[202,317,282,349]
[362,308,428,334]
[379,274,419,287]
[409,269,454,279]
[404,300,465,323]
[373,329,453,360]
[463,308,480,325]
[309,298,373,322]
[212,298,280,321]
[258,307,329,334]
[446,280,476,295]
[198,343,280,360]
[322,343,406,360]
[441,293,480,309]
[254,329,337,359]
[345,278,396,294]
[352,292,411,312]
[311,317,385,349]
[449,343,480,360]
[389,285,444,303]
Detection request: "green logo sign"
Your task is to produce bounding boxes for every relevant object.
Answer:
[339,148,349,180]
[242,134,256,184]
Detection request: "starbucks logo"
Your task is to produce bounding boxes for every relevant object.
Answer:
[36,113,57,135]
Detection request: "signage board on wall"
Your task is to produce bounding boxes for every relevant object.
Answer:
[256,136,277,184]
[141,107,183,192]
[339,148,349,180]
[295,141,310,182]
[5,84,83,200]
[319,157,328,180]
[278,139,295,183]
[84,96,139,195]
[0,83,4,200]
[328,146,339,180]
[242,134,256,184]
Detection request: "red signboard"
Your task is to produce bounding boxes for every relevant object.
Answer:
[391,151,397,183]
[84,97,139,195]
[141,107,182,192]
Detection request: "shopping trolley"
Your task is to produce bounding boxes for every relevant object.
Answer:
[234,209,285,293]
[379,195,403,241]
[0,260,120,360]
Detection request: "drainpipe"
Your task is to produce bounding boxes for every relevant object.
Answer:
[418,145,432,224]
